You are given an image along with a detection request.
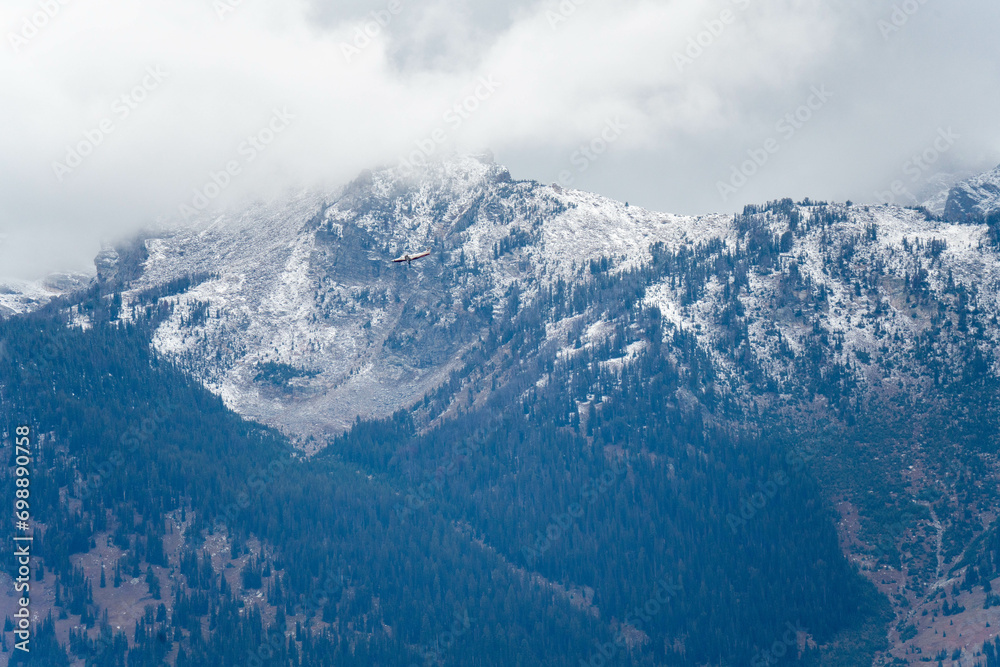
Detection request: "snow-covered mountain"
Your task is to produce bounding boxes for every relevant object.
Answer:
[23,156,1000,662]
[96,159,1000,445]
[87,156,1000,449]
[0,273,91,318]
[944,163,1000,221]
[96,155,728,442]
[918,170,977,215]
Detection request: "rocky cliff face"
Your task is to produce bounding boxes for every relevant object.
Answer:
[91,158,1000,449]
[944,164,1000,221]
[100,156,730,442]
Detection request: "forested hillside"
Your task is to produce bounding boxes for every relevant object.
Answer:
[1,239,890,665]
[4,159,1000,665]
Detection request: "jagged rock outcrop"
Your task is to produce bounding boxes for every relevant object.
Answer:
[944,164,1000,221]
[84,158,1000,448]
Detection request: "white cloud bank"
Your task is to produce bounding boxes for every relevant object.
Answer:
[1,0,998,277]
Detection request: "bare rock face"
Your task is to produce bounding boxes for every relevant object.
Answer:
[94,248,121,282]
[95,238,149,286]
[944,164,1000,222]
[90,156,726,442]
[89,156,1000,451]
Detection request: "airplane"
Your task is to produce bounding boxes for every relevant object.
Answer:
[392,249,431,265]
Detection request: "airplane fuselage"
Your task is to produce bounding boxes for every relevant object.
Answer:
[393,249,431,265]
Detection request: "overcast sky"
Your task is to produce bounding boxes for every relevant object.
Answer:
[1,0,999,279]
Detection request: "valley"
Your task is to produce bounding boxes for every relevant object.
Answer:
[3,157,1000,665]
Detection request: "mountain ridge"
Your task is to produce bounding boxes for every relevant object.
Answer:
[7,156,1000,663]
[88,157,1000,662]
[82,157,1000,444]
[944,163,1000,222]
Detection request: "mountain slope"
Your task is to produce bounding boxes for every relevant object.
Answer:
[105,155,729,443]
[8,157,1000,664]
[102,158,1000,445]
[0,273,90,319]
[0,258,885,667]
[944,164,1000,222]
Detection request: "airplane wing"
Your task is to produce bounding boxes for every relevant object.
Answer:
[392,249,431,263]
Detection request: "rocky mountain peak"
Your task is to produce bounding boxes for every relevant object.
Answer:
[944,163,1000,221]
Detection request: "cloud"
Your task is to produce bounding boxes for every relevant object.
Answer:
[1,0,998,278]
